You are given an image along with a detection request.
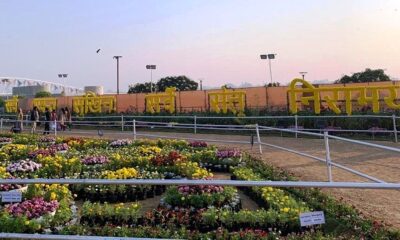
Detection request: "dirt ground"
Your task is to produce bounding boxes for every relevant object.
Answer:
[58,129,400,230]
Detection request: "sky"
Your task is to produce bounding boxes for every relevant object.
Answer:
[1,0,400,93]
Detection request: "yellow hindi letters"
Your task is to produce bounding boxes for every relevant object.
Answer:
[288,78,400,115]
[32,98,58,112]
[72,92,116,115]
[145,87,176,114]
[5,97,19,113]
[208,88,246,115]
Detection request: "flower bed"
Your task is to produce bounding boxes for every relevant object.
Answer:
[162,185,240,210]
[0,183,73,233]
[6,159,42,178]
[0,137,12,144]
[81,155,109,165]
[109,139,132,148]
[0,135,398,239]
[7,197,59,219]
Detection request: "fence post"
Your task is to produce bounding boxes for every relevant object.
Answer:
[0,118,3,133]
[133,119,136,140]
[194,115,197,134]
[294,115,298,138]
[392,114,398,143]
[323,131,333,182]
[121,115,124,131]
[54,120,57,136]
[255,124,263,154]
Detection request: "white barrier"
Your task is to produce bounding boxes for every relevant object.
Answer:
[0,119,399,240]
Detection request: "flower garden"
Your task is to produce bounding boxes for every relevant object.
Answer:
[0,134,399,239]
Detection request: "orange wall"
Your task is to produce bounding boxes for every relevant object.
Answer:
[14,81,400,114]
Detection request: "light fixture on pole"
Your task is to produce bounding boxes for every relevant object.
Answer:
[146,65,156,92]
[260,53,276,85]
[299,72,307,80]
[113,56,122,95]
[57,74,68,95]
[199,79,203,91]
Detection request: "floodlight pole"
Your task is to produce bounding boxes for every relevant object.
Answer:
[57,74,68,94]
[300,72,307,80]
[113,56,122,95]
[268,58,273,84]
[260,54,276,85]
[146,65,156,93]
[150,68,153,93]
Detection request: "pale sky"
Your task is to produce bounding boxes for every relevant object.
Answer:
[1,0,399,93]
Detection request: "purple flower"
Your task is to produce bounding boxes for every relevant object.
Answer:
[109,139,132,148]
[38,136,56,143]
[0,137,12,143]
[6,159,42,173]
[6,197,59,219]
[48,143,69,152]
[189,141,208,148]
[81,155,109,165]
[216,149,241,159]
[0,176,24,191]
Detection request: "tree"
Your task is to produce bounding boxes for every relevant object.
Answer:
[335,68,390,84]
[0,98,4,108]
[156,76,198,92]
[35,91,52,98]
[128,82,156,94]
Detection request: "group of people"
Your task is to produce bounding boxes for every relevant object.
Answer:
[13,107,72,134]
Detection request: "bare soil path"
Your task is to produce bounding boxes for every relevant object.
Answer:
[58,130,400,229]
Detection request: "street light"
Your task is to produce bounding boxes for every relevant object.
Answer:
[58,74,68,95]
[199,79,203,91]
[113,56,122,94]
[260,53,276,85]
[146,65,156,93]
[299,72,307,80]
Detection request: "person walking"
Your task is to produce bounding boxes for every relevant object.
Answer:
[50,109,57,132]
[14,108,24,133]
[43,108,51,135]
[30,106,39,134]
[64,107,72,131]
[59,108,66,131]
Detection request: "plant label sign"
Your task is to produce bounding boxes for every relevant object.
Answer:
[1,191,22,203]
[300,211,325,226]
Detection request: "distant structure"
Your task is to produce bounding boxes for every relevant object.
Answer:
[84,86,104,95]
[0,77,84,97]
[12,85,51,97]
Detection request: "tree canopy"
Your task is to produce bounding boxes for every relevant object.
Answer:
[128,75,198,93]
[35,91,52,98]
[127,82,155,94]
[335,68,390,84]
[156,76,198,92]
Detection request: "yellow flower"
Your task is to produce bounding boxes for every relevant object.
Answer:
[50,192,57,200]
[24,220,30,225]
[283,207,290,213]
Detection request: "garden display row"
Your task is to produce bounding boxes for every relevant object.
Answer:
[0,134,398,239]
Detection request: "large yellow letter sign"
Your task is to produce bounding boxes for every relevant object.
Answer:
[32,98,58,112]
[145,87,176,114]
[288,78,400,115]
[208,88,246,115]
[5,97,18,113]
[72,92,116,115]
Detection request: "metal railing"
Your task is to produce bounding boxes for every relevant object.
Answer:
[0,119,400,239]
[1,113,398,142]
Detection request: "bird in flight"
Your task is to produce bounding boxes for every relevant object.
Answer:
[96,49,101,53]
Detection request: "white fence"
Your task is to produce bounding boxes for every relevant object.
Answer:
[1,113,398,142]
[0,117,399,239]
